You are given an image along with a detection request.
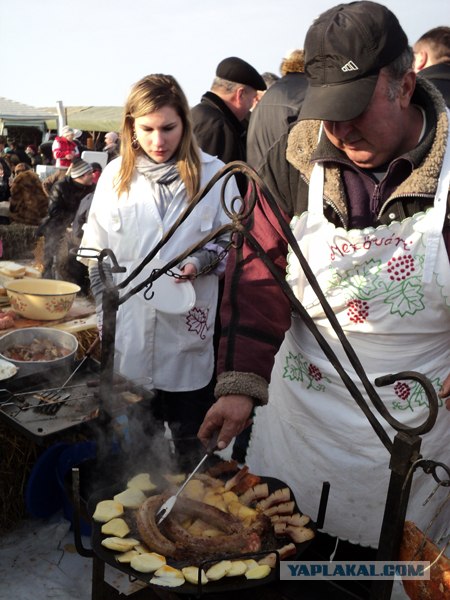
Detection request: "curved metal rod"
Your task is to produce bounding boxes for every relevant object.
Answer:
[87,160,440,449]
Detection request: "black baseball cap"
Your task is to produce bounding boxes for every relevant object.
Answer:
[299,1,409,121]
[216,57,267,91]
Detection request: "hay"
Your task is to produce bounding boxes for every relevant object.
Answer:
[0,224,40,260]
[0,423,40,533]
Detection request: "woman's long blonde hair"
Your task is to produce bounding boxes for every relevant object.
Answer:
[116,74,201,199]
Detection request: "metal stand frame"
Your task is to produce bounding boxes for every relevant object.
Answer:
[79,161,449,600]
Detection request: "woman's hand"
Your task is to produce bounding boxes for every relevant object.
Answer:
[176,262,197,282]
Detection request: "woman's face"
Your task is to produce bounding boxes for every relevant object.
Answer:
[134,106,183,163]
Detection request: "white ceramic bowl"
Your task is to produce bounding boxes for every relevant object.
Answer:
[5,279,80,320]
[0,327,78,375]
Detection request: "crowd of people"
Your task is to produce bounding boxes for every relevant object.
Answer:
[2,4,450,597]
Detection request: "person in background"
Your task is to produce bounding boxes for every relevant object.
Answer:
[52,126,80,169]
[0,157,11,204]
[80,74,238,470]
[9,165,48,226]
[0,136,7,156]
[191,57,266,167]
[25,144,43,168]
[39,158,94,283]
[72,163,103,242]
[252,71,280,108]
[246,49,308,170]
[414,26,450,105]
[199,5,450,597]
[103,132,120,163]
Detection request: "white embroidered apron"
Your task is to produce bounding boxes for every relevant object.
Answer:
[248,131,450,547]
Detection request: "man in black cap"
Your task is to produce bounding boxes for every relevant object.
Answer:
[191,56,266,167]
[39,158,94,289]
[199,2,450,594]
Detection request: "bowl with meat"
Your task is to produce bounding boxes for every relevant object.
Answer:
[5,279,80,320]
[0,327,78,375]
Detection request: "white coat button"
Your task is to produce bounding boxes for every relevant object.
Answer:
[388,212,396,220]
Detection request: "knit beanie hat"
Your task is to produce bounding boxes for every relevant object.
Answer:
[70,158,93,179]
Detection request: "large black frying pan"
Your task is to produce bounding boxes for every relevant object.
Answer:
[87,472,316,595]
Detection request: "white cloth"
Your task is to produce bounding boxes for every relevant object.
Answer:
[248,133,450,547]
[80,151,238,391]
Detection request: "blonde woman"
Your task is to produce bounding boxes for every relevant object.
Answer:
[81,74,238,468]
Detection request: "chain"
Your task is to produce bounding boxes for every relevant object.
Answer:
[163,240,233,280]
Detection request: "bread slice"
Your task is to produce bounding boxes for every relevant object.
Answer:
[0,262,26,278]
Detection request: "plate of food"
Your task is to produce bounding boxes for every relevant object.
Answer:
[87,461,315,594]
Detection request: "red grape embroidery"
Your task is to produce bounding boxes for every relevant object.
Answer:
[347,299,369,323]
[386,255,416,281]
[394,381,411,401]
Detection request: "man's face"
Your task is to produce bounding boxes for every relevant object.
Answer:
[76,171,93,186]
[323,70,416,169]
[235,86,257,121]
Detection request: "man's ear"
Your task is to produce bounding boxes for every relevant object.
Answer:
[399,70,416,108]
[414,49,428,72]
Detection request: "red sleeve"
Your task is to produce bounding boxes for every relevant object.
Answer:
[217,187,292,383]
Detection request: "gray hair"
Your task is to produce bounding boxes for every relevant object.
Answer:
[211,77,242,94]
[382,46,414,101]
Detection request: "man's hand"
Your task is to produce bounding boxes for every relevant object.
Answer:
[198,395,254,450]
[439,372,450,410]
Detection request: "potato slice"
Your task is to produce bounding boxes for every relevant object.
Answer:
[130,552,167,573]
[150,565,185,587]
[164,473,185,485]
[182,566,208,585]
[134,543,151,554]
[243,559,259,570]
[181,479,205,501]
[92,500,124,523]
[226,561,247,577]
[113,488,147,508]
[115,550,140,563]
[205,560,232,581]
[127,473,157,493]
[245,564,272,580]
[101,537,140,552]
[101,518,130,538]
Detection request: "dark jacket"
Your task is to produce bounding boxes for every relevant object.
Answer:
[191,92,247,164]
[215,77,450,403]
[418,63,450,107]
[39,176,94,237]
[246,73,308,170]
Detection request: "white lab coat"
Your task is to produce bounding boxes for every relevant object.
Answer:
[80,151,238,391]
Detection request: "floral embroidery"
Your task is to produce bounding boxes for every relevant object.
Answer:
[391,376,444,411]
[186,307,209,340]
[282,351,330,391]
[329,253,426,319]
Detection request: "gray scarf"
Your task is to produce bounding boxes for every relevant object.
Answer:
[135,154,182,218]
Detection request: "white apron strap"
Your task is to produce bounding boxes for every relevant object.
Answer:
[422,108,450,284]
[307,124,325,214]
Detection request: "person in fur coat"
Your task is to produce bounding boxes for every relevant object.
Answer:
[9,168,48,225]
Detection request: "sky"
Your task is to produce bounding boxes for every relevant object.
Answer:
[2,0,448,110]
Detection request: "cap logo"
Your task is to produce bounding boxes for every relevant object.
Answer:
[341,60,359,72]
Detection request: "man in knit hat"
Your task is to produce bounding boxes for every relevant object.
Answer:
[191,56,266,167]
[39,158,94,283]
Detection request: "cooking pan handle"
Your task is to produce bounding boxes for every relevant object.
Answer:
[71,467,93,558]
[374,371,439,435]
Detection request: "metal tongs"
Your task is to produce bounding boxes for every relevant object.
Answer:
[156,430,220,525]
